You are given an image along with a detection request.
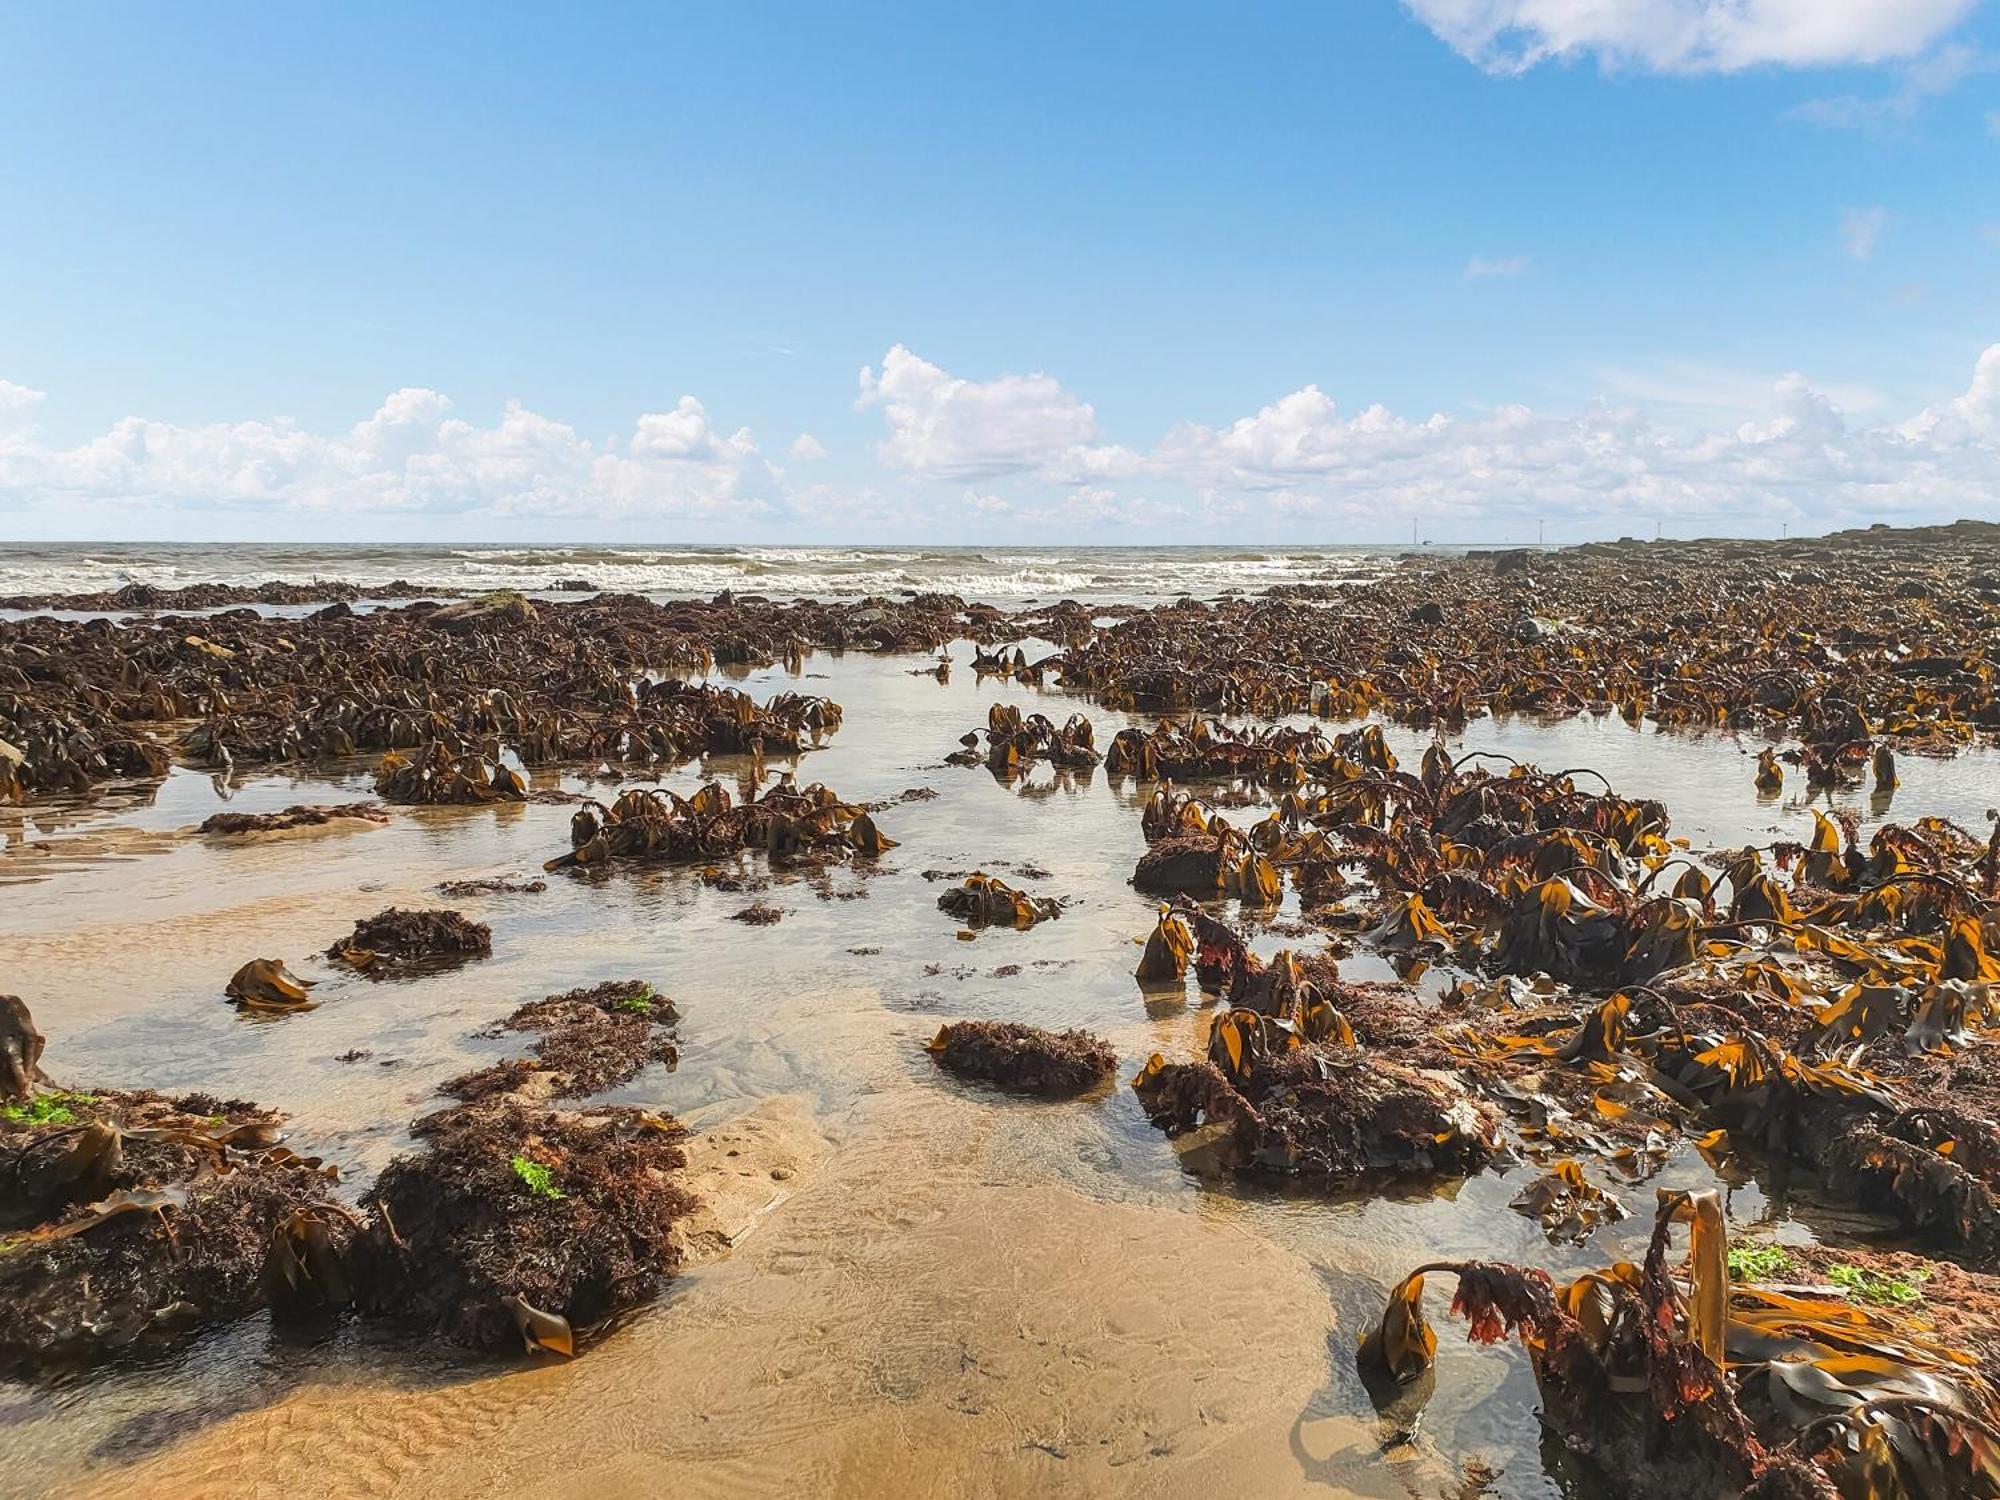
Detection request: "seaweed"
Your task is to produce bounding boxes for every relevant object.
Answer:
[925,1020,1116,1097]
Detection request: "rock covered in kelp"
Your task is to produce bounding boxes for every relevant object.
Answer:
[925,1020,1116,1097]
[1132,1047,1501,1186]
[354,1100,693,1356]
[199,802,389,835]
[0,1074,343,1373]
[374,744,528,805]
[1131,835,1221,895]
[437,874,547,897]
[442,979,679,1104]
[327,906,493,974]
[426,594,538,635]
[549,780,891,871]
[935,873,1062,928]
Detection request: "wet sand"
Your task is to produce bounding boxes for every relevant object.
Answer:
[9,646,1998,1498]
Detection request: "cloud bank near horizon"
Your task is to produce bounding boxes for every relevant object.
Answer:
[2,343,1997,539]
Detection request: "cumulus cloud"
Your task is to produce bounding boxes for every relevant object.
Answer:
[856,343,2000,533]
[1405,0,1978,75]
[1841,205,1890,259]
[787,432,827,461]
[0,380,47,440]
[10,346,2000,538]
[0,386,777,521]
[856,344,1134,482]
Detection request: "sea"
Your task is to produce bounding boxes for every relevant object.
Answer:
[0,542,1428,606]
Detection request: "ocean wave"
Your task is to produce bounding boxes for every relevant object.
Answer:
[0,542,1401,607]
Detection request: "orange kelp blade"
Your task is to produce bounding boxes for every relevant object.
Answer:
[507,1293,576,1358]
[226,958,318,1011]
[1358,1269,1437,1385]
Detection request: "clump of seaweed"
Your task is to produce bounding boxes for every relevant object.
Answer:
[547,779,892,872]
[0,1007,344,1373]
[199,802,389,835]
[327,906,493,975]
[935,872,1063,928]
[441,979,679,1103]
[946,703,1099,773]
[1359,1190,2000,1499]
[355,1100,692,1357]
[374,744,528,805]
[925,1020,1116,1097]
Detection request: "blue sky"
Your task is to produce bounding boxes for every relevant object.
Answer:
[1,1,1996,543]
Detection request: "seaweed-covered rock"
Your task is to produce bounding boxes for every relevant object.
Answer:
[925,1020,1116,1097]
[0,1086,340,1373]
[442,980,678,1103]
[328,907,492,974]
[1132,835,1221,895]
[1134,1047,1501,1186]
[355,1100,692,1356]
[438,874,547,897]
[935,873,1062,928]
[199,802,389,835]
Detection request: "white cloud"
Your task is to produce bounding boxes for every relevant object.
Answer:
[0,380,47,440]
[855,342,2000,534]
[1789,42,1989,130]
[0,386,778,521]
[1465,254,1532,278]
[855,343,1133,481]
[1595,359,1885,418]
[1405,1,1978,74]
[1841,205,1890,259]
[787,432,827,461]
[11,346,2000,538]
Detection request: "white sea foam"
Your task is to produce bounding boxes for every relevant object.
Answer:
[0,542,1405,610]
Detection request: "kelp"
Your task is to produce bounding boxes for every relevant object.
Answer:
[925,1020,1116,1097]
[1510,1158,1629,1243]
[0,1029,342,1373]
[546,777,891,872]
[355,1099,693,1357]
[1359,1191,2000,1499]
[374,743,528,804]
[1049,526,2000,755]
[442,979,679,1103]
[326,906,493,974]
[0,994,47,1102]
[224,958,318,1012]
[936,872,1062,928]
[1134,905,1196,983]
[1131,1043,1500,1187]
[951,703,1099,774]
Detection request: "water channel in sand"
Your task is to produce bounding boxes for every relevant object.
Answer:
[6,643,1998,1499]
